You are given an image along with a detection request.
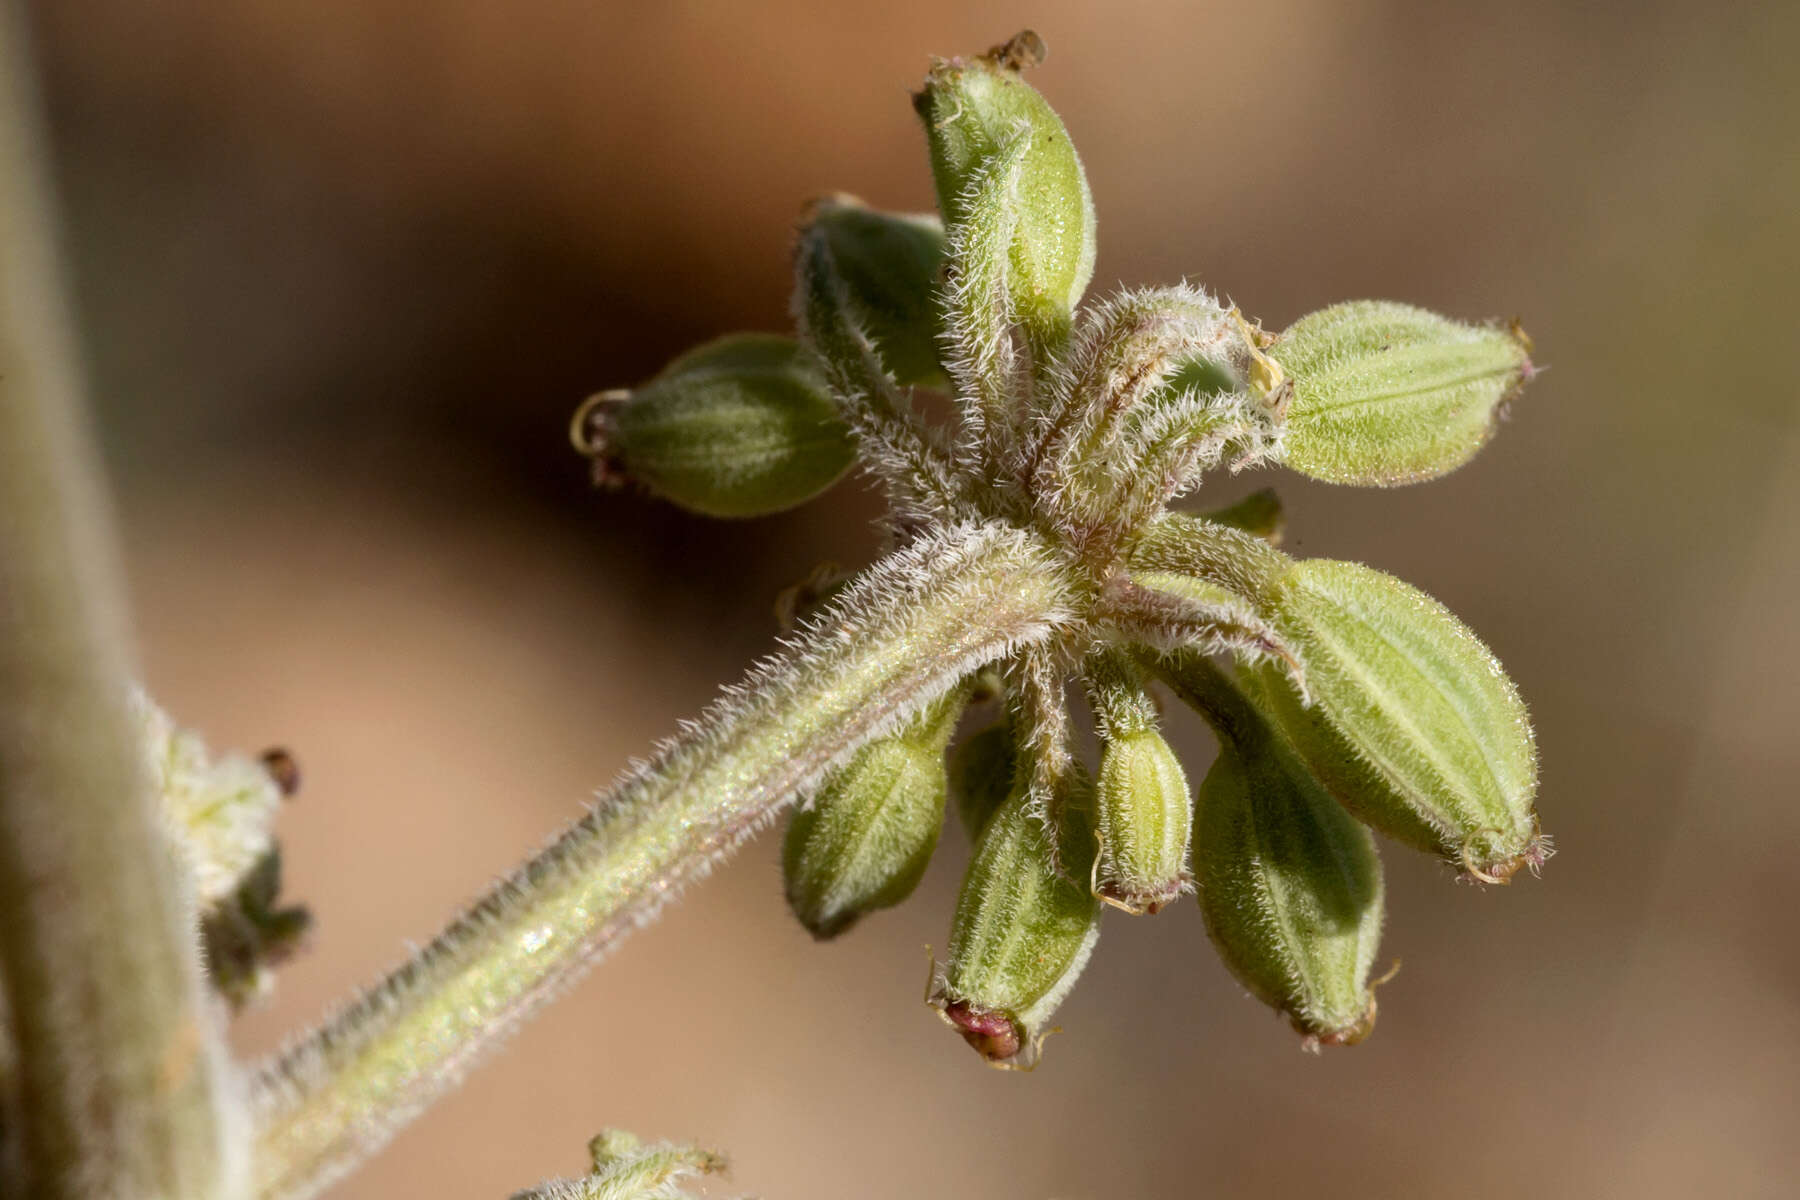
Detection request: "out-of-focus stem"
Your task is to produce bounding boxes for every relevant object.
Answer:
[0,6,243,1196]
[251,522,1072,1200]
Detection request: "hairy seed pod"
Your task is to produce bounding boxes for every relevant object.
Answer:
[577,334,854,518]
[1270,300,1534,486]
[782,687,967,939]
[938,782,1102,1065]
[1249,559,1545,881]
[1086,655,1191,914]
[801,194,948,388]
[914,31,1095,345]
[1093,731,1190,914]
[1125,512,1292,604]
[948,718,1016,840]
[1160,653,1385,1045]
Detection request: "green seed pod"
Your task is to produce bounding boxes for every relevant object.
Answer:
[574,333,854,518]
[782,688,966,939]
[914,30,1096,345]
[1248,559,1545,881]
[1086,654,1191,914]
[1195,487,1286,545]
[1159,652,1384,1046]
[948,718,1016,841]
[1270,300,1534,486]
[937,781,1101,1066]
[801,194,948,388]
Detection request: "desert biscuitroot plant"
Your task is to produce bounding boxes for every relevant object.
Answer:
[0,23,1547,1200]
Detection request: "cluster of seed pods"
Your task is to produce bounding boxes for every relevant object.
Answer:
[573,32,1545,1063]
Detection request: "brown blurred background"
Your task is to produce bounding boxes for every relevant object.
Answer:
[23,1,1800,1196]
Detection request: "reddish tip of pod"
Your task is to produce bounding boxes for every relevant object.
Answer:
[1460,828,1554,885]
[943,1000,1023,1062]
[1297,997,1378,1050]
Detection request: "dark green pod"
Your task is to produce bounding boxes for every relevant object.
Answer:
[947,718,1016,841]
[938,779,1101,1065]
[782,689,965,939]
[914,31,1095,346]
[1161,653,1385,1045]
[583,334,854,518]
[1194,488,1286,545]
[801,194,948,388]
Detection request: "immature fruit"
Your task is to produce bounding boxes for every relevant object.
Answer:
[1248,559,1544,881]
[1194,487,1286,545]
[1086,654,1191,914]
[580,334,854,518]
[801,195,948,388]
[948,718,1016,840]
[914,30,1095,345]
[1093,730,1190,914]
[1161,653,1385,1045]
[783,688,965,939]
[1271,300,1532,485]
[938,781,1101,1065]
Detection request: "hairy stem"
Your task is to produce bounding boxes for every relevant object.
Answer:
[0,8,242,1196]
[250,522,1073,1200]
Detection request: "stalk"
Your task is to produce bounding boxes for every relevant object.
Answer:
[251,522,1073,1200]
[0,6,242,1195]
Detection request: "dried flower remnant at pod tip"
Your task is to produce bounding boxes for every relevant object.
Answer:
[572,29,1547,1061]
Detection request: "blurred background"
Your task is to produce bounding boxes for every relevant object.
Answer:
[23,1,1800,1196]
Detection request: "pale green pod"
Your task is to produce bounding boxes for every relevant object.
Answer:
[581,333,854,518]
[1093,730,1191,914]
[948,718,1016,841]
[802,194,948,387]
[914,31,1096,345]
[938,783,1102,1065]
[1160,653,1385,1045]
[1248,558,1544,881]
[782,688,966,939]
[1086,655,1191,914]
[1270,300,1533,485]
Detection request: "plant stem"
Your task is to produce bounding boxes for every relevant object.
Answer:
[250,522,1073,1200]
[0,7,242,1196]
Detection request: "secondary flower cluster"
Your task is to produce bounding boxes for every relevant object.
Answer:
[572,31,1545,1062]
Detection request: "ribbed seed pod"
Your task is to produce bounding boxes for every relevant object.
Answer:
[937,776,1102,1065]
[578,333,854,518]
[913,30,1095,345]
[1085,654,1191,914]
[948,718,1016,841]
[1160,652,1385,1046]
[1270,300,1534,486]
[1248,558,1544,881]
[800,194,948,387]
[782,687,967,939]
